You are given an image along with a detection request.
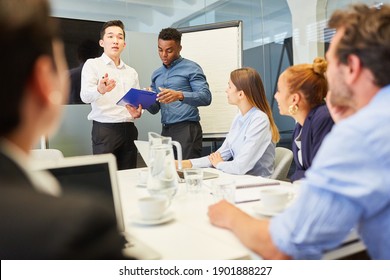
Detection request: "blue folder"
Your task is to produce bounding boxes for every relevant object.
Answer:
[116,88,157,109]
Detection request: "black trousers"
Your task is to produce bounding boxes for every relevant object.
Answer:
[161,121,202,160]
[92,121,138,170]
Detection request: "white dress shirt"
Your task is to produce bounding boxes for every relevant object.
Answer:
[80,53,140,123]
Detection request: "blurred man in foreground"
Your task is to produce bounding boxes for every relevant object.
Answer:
[0,0,126,259]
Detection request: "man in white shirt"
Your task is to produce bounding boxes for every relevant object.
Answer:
[81,20,142,170]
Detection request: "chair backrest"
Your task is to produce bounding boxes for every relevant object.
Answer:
[30,149,64,162]
[270,147,293,180]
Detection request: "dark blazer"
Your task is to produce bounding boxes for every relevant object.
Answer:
[68,63,84,104]
[0,151,126,259]
[290,104,334,182]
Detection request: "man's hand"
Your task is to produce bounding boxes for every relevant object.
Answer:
[125,104,143,119]
[208,200,243,229]
[326,91,356,123]
[97,73,116,94]
[157,87,184,103]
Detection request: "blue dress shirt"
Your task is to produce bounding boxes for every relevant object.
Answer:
[148,56,211,125]
[191,107,275,177]
[270,85,390,259]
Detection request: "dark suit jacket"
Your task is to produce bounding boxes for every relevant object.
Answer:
[290,104,334,182]
[68,63,84,104]
[0,151,127,259]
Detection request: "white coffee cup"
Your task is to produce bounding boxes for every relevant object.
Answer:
[259,188,291,212]
[137,196,169,220]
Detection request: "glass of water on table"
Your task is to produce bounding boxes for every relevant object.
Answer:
[183,168,203,194]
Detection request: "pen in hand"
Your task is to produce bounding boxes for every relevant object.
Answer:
[99,74,116,94]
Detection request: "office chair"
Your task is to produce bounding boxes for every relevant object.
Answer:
[30,148,64,162]
[270,147,293,181]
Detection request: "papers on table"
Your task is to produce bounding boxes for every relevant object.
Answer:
[232,175,280,203]
[116,88,157,109]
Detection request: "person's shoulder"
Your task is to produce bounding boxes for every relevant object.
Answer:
[182,57,195,63]
[124,63,139,74]
[85,56,101,63]
[311,103,329,115]
[182,57,201,68]
[310,104,333,124]
[84,56,104,66]
[248,108,270,126]
[0,186,125,259]
[252,107,268,119]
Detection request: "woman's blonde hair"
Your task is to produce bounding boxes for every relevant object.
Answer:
[230,67,280,143]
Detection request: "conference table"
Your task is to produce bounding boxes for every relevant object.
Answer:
[117,167,365,260]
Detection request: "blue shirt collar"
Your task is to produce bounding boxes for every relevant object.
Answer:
[163,56,183,68]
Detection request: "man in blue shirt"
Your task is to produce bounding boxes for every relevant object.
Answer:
[148,28,212,159]
[207,4,390,260]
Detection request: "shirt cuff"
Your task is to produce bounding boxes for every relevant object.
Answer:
[190,156,212,168]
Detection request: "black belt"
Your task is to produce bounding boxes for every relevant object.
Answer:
[93,120,135,126]
[162,120,199,128]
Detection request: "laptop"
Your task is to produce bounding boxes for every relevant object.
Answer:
[134,140,219,181]
[32,153,161,259]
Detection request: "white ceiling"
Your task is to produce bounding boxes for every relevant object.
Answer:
[51,0,292,49]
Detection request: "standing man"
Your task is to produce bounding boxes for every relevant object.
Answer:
[208,4,390,259]
[148,27,212,160]
[81,20,142,170]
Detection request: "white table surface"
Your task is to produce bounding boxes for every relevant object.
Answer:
[117,168,295,260]
[117,168,364,260]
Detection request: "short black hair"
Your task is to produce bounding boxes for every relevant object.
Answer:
[100,20,125,40]
[158,27,182,44]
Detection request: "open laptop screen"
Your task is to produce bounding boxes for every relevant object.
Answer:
[48,163,112,198]
[33,154,125,232]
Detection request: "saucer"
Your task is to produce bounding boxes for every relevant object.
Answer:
[132,211,174,226]
[252,203,285,217]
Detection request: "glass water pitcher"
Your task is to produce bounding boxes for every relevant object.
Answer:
[147,132,182,198]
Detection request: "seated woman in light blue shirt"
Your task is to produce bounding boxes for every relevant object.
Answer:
[181,67,280,177]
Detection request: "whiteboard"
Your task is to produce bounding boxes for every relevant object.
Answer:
[178,21,242,136]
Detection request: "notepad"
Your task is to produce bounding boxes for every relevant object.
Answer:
[116,88,157,109]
